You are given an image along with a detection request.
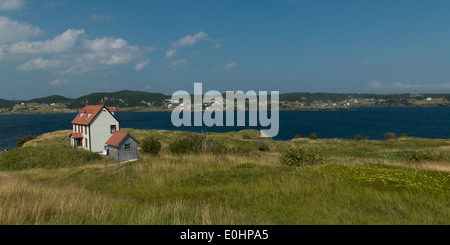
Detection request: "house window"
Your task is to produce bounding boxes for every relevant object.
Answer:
[124,143,131,151]
[111,125,117,134]
[76,138,82,147]
[85,138,88,148]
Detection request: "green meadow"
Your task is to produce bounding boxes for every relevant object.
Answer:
[0,129,448,225]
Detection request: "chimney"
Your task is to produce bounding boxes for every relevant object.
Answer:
[85,100,89,106]
[101,100,105,106]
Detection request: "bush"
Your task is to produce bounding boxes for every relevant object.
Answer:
[231,143,255,154]
[354,135,370,141]
[400,133,408,138]
[294,135,302,139]
[408,151,445,162]
[169,134,203,154]
[384,132,397,140]
[242,133,252,140]
[256,141,270,152]
[202,137,228,155]
[16,135,37,147]
[168,134,227,154]
[309,133,318,140]
[141,136,162,156]
[280,147,323,167]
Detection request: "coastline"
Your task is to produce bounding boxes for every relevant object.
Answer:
[1,104,449,116]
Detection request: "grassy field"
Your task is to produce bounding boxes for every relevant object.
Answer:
[0,129,449,225]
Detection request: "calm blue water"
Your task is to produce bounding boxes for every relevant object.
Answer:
[0,107,449,150]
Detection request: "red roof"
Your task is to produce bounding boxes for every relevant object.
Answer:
[105,131,129,147]
[70,133,83,139]
[71,104,116,126]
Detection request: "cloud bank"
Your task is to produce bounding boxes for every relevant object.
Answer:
[0,0,25,11]
[0,23,154,74]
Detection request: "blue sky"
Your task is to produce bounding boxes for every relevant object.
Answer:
[1,0,450,99]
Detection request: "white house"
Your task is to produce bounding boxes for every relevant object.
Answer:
[70,102,120,153]
[69,102,140,162]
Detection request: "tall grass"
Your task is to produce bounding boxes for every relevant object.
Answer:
[0,145,104,171]
[0,129,449,224]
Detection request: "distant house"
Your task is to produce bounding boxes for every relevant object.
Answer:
[105,131,140,162]
[426,97,432,101]
[70,102,139,162]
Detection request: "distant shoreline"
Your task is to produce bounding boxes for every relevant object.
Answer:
[1,105,449,116]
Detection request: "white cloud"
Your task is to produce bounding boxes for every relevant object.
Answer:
[0,16,41,44]
[134,59,150,71]
[8,29,85,54]
[87,13,112,22]
[212,43,223,50]
[391,82,421,90]
[173,31,208,48]
[103,54,133,65]
[0,0,25,11]
[169,59,186,71]
[165,49,177,58]
[50,78,69,86]
[17,57,61,71]
[83,37,145,67]
[84,37,129,51]
[4,28,154,74]
[165,32,208,60]
[223,62,238,70]
[366,80,383,89]
[215,62,238,72]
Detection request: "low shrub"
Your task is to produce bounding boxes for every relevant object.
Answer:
[384,132,397,140]
[408,151,445,162]
[242,133,252,140]
[168,134,228,155]
[256,141,270,152]
[168,134,203,154]
[231,143,255,154]
[202,137,228,155]
[309,133,318,140]
[141,136,162,156]
[280,147,324,167]
[354,135,370,141]
[16,135,37,147]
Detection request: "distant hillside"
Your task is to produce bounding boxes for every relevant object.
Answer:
[0,99,22,108]
[67,90,170,109]
[1,91,449,113]
[28,95,72,105]
[0,91,170,112]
